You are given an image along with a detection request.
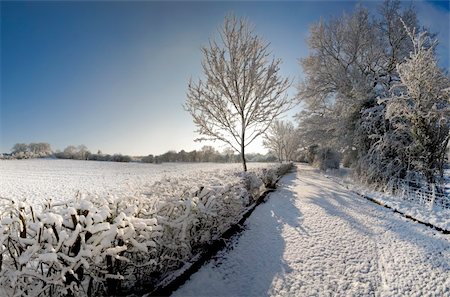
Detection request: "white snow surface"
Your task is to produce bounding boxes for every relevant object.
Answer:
[173,164,450,297]
[324,168,450,231]
[0,159,271,206]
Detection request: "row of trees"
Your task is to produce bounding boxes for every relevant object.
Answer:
[10,142,52,158]
[262,123,343,170]
[141,145,277,164]
[296,0,449,184]
[54,145,91,160]
[54,146,133,162]
[263,120,300,162]
[183,12,349,168]
[186,1,448,186]
[5,142,277,164]
[5,143,133,163]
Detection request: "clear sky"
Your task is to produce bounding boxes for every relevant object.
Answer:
[1,1,449,156]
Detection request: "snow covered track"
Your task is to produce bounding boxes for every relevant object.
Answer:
[173,164,450,296]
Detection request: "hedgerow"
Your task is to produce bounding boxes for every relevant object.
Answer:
[0,163,293,296]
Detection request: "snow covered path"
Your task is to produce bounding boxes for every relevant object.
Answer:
[172,165,450,296]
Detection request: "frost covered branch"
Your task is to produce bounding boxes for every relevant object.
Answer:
[185,14,294,171]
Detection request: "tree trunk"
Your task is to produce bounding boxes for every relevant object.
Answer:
[241,118,247,172]
[241,142,247,172]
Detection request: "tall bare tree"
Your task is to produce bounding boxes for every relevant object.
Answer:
[185,14,293,171]
[263,120,299,162]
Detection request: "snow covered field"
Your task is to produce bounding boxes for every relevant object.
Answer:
[0,159,272,206]
[173,164,450,296]
[0,159,290,296]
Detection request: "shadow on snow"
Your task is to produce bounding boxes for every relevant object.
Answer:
[174,170,302,297]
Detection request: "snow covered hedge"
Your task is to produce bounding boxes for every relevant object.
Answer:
[0,163,293,296]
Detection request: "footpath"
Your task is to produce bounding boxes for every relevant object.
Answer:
[172,165,450,296]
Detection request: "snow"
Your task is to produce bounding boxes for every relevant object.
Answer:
[0,159,290,296]
[0,159,272,206]
[324,168,450,231]
[173,164,450,296]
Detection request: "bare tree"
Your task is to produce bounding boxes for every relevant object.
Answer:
[200,145,219,162]
[62,145,77,159]
[185,14,293,171]
[263,121,285,162]
[77,145,90,160]
[28,142,52,156]
[11,143,28,155]
[222,147,236,163]
[263,120,299,162]
[28,143,39,154]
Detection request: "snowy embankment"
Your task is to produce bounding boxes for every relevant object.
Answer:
[173,164,450,296]
[0,159,293,296]
[323,167,450,231]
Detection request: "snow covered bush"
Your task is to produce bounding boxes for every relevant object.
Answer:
[295,1,449,189]
[384,28,449,184]
[355,27,449,187]
[0,163,293,296]
[0,194,161,296]
[306,145,319,164]
[252,163,294,188]
[10,143,53,159]
[314,147,340,171]
[342,149,357,168]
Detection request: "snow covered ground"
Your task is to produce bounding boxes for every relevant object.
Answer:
[324,168,450,231]
[0,159,272,206]
[0,160,290,296]
[173,164,450,296]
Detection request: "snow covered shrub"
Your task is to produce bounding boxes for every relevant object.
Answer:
[0,163,292,296]
[242,171,265,199]
[342,149,357,168]
[277,162,294,176]
[110,154,132,163]
[248,163,293,189]
[306,145,319,164]
[355,28,449,187]
[0,195,161,296]
[384,29,449,184]
[142,170,258,280]
[255,168,278,189]
[141,154,155,163]
[314,148,340,171]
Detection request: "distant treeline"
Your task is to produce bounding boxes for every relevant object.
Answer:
[141,146,277,163]
[2,143,276,163]
[1,143,133,162]
[53,145,133,162]
[5,142,53,159]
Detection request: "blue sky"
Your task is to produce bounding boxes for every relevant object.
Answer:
[1,1,449,155]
